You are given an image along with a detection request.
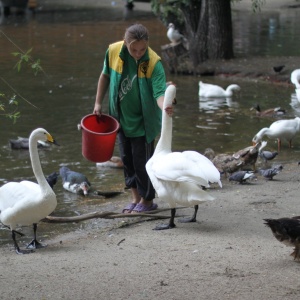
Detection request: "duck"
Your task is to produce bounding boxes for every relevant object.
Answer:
[291,69,300,89]
[0,128,58,254]
[199,81,241,98]
[252,117,300,152]
[250,104,286,117]
[9,136,50,149]
[232,141,267,171]
[59,166,91,196]
[146,85,222,230]
[125,0,134,10]
[228,170,256,184]
[96,156,124,168]
[264,217,300,260]
[259,166,282,180]
[273,65,285,73]
[45,172,59,189]
[203,148,244,176]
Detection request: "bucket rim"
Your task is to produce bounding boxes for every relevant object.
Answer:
[81,113,120,135]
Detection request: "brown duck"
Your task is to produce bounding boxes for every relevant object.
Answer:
[264,217,300,260]
[204,148,244,176]
[232,141,267,171]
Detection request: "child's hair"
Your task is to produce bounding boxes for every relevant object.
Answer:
[124,24,149,46]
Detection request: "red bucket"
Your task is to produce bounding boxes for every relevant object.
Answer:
[81,114,120,163]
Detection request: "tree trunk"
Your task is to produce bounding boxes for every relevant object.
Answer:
[207,0,234,60]
[181,0,234,67]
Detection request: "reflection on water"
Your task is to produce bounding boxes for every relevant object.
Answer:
[199,97,240,111]
[1,5,300,247]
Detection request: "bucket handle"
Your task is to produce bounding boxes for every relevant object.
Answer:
[77,115,107,131]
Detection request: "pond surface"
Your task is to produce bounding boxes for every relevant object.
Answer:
[1,3,300,247]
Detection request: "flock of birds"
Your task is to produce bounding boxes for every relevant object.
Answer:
[2,71,300,259]
[197,69,300,260]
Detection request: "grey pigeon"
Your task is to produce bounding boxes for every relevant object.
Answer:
[259,165,282,180]
[259,150,278,163]
[229,170,256,184]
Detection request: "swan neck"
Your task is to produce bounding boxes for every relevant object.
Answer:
[155,111,172,153]
[29,137,49,189]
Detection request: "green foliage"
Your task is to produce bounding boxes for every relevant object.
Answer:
[0,93,20,124]
[151,0,267,26]
[151,0,185,25]
[1,30,45,123]
[12,48,43,76]
[251,0,266,12]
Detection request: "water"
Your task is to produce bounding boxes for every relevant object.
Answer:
[1,4,300,247]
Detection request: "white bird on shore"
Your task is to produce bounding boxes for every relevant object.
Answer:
[0,128,58,254]
[199,81,241,98]
[167,23,185,44]
[252,117,300,152]
[146,85,222,230]
[291,69,300,89]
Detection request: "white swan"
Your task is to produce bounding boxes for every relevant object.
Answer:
[146,85,222,230]
[252,117,300,152]
[291,69,300,89]
[199,81,241,98]
[0,128,58,254]
[295,89,300,103]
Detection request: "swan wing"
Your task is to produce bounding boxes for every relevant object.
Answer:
[150,152,219,188]
[199,83,225,98]
[182,151,222,187]
[0,182,40,211]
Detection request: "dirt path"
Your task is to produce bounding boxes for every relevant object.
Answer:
[2,161,300,300]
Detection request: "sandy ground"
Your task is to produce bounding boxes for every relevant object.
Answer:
[2,161,300,300]
[3,1,300,300]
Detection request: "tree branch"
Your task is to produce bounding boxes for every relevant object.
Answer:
[41,208,185,223]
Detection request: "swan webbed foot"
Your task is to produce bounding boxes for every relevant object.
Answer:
[179,205,198,223]
[12,230,32,254]
[153,208,176,230]
[15,247,34,255]
[27,239,47,249]
[153,223,176,230]
[179,216,197,223]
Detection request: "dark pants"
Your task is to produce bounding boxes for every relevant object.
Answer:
[117,129,155,201]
